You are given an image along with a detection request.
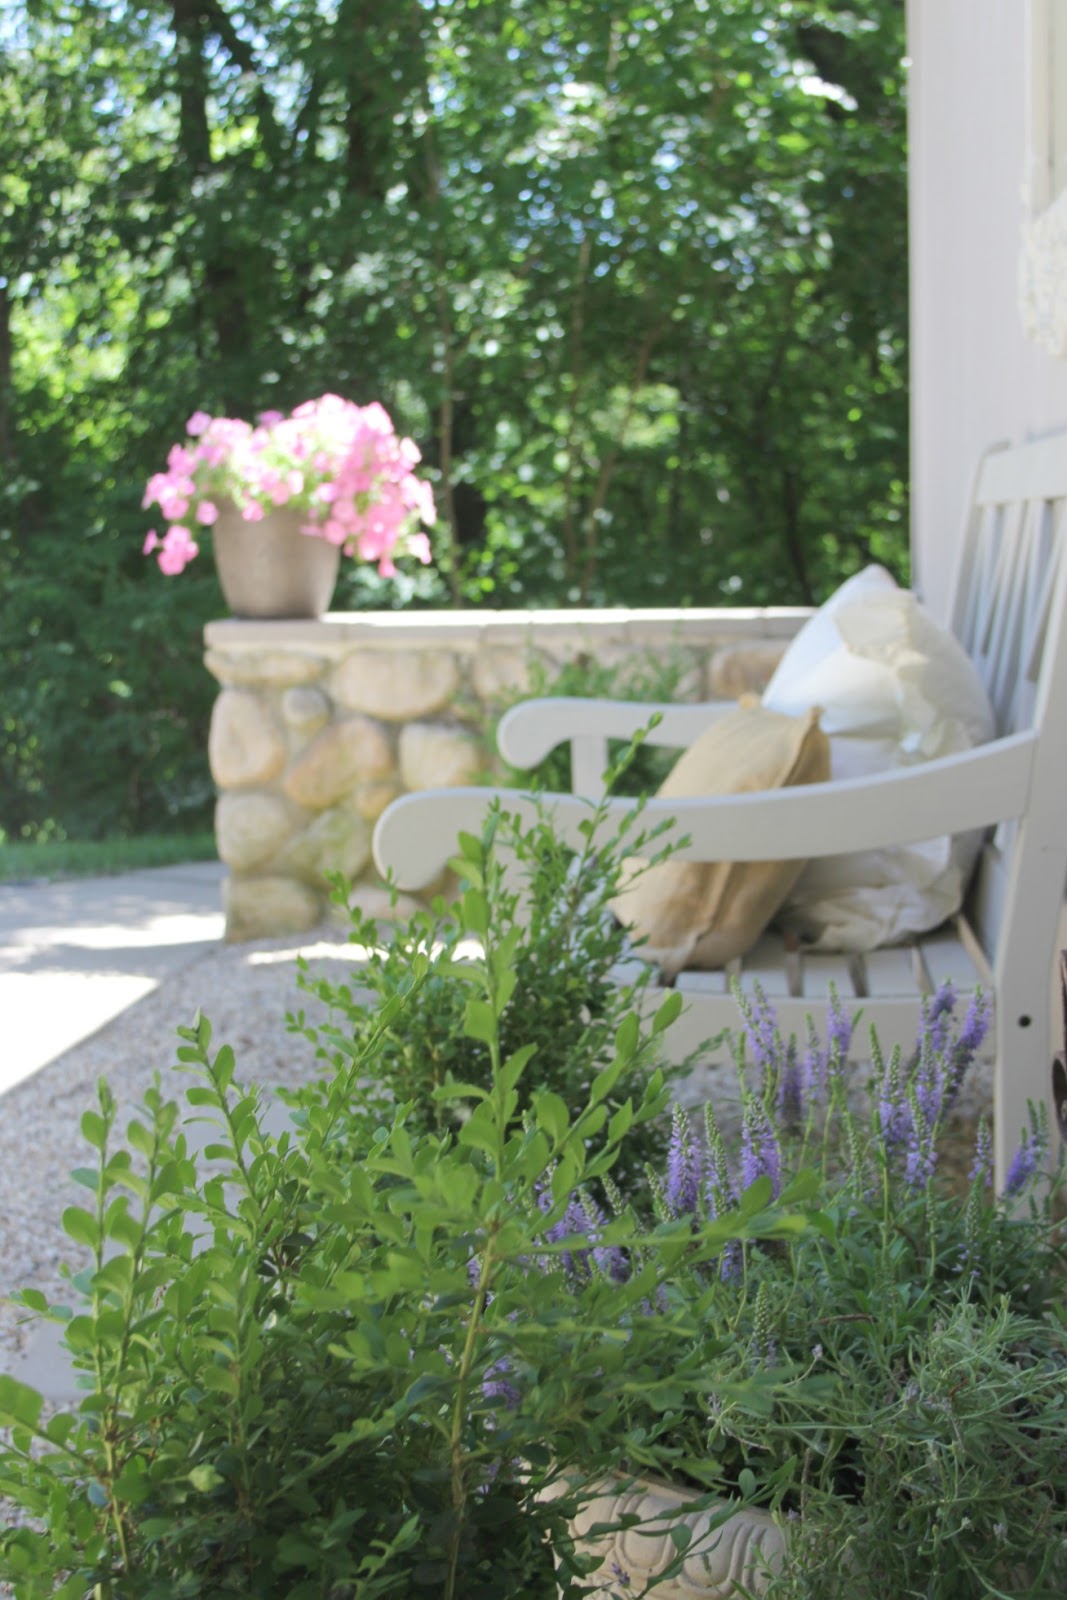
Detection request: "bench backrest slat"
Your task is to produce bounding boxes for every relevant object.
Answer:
[945,437,1067,970]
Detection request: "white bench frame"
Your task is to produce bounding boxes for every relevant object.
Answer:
[374,433,1067,1187]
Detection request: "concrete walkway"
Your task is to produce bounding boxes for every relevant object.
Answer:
[0,860,226,1099]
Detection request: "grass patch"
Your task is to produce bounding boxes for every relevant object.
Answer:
[0,832,218,883]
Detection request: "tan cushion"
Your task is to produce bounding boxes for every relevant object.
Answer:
[610,699,830,979]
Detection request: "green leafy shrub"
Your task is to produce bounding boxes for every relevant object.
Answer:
[290,786,701,1195]
[0,826,810,1600]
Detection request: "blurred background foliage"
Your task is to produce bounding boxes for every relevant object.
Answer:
[0,0,907,840]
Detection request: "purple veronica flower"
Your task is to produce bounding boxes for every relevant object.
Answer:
[878,1047,911,1149]
[913,1029,947,1130]
[482,1357,520,1411]
[945,991,992,1108]
[903,1093,937,1191]
[719,1239,743,1284]
[738,982,781,1078]
[826,985,853,1064]
[740,1097,782,1199]
[1003,1130,1041,1198]
[969,1119,993,1188]
[542,1193,595,1282]
[800,1017,827,1107]
[921,981,956,1059]
[702,1111,735,1222]
[666,1103,702,1218]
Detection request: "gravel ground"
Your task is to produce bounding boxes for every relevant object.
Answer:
[0,928,367,1373]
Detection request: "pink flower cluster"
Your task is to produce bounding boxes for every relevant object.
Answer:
[142,395,436,577]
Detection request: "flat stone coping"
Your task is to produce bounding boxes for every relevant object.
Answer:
[204,606,812,651]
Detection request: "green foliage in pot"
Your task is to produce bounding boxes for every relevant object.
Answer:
[548,984,1067,1599]
[289,777,702,1196]
[0,824,814,1600]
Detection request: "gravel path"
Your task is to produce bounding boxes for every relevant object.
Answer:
[0,929,365,1372]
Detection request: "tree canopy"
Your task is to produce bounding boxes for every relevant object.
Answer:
[0,0,907,838]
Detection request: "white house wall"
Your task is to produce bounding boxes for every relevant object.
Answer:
[907,0,1067,619]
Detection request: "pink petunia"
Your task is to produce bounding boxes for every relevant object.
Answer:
[142,530,159,555]
[186,411,212,436]
[157,525,199,575]
[241,502,265,522]
[195,500,219,525]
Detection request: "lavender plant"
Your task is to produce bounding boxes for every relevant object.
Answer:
[526,982,1067,1598]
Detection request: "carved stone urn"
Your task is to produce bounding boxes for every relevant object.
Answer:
[540,1471,787,1597]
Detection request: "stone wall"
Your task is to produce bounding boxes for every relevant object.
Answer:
[203,608,808,940]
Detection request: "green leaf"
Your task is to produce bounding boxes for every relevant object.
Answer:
[61,1207,99,1250]
[652,990,683,1034]
[80,1111,107,1151]
[0,1376,44,1431]
[188,1464,226,1493]
[614,1012,640,1059]
[462,888,489,935]
[212,1044,236,1092]
[499,1042,537,1093]
[535,1091,570,1143]
[463,999,498,1044]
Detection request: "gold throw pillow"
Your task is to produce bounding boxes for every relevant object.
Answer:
[610,699,830,980]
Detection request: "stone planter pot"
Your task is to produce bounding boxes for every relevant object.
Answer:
[212,504,341,619]
[540,1472,786,1598]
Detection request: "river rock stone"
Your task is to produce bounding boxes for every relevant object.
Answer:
[352,778,402,822]
[709,642,787,699]
[280,804,372,886]
[215,792,296,872]
[223,874,321,941]
[209,691,287,788]
[282,686,331,733]
[470,647,541,704]
[204,649,327,687]
[282,716,395,808]
[399,723,483,790]
[331,649,460,720]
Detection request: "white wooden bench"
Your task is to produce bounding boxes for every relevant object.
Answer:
[373,433,1067,1185]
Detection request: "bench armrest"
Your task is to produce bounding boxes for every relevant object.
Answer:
[373,732,1037,889]
[498,696,738,793]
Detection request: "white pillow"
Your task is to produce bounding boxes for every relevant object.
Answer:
[761,565,996,951]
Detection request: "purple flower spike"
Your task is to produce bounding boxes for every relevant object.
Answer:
[1003,1130,1040,1198]
[737,981,782,1079]
[921,981,956,1058]
[482,1357,520,1411]
[878,1047,911,1149]
[826,985,854,1066]
[580,1191,630,1283]
[666,1103,703,1218]
[800,1017,827,1107]
[913,1029,947,1131]
[740,1097,782,1199]
[903,1092,937,1192]
[543,1194,596,1283]
[945,991,993,1108]
[969,1120,993,1188]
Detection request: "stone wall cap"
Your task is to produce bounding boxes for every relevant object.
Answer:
[204,606,812,651]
